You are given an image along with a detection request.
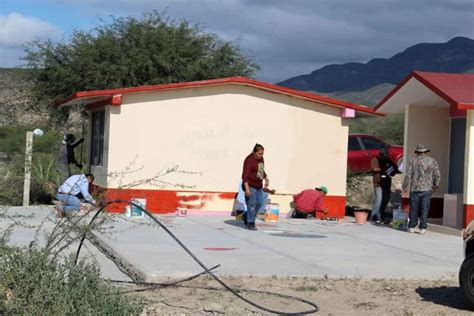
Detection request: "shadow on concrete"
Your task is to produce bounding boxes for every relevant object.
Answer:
[416,286,472,311]
[223,219,247,230]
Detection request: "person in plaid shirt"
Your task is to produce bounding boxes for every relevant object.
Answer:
[402,144,441,235]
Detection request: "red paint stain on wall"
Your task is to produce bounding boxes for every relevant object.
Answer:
[103,188,347,218]
[106,188,180,213]
[464,204,474,228]
[218,192,237,200]
[319,196,346,219]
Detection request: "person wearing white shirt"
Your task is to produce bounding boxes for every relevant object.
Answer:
[56,173,96,218]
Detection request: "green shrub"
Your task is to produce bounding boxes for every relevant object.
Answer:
[0,125,87,205]
[0,246,144,315]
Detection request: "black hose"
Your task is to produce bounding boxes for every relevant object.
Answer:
[110,264,221,292]
[74,200,319,315]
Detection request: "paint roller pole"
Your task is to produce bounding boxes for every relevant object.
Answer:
[22,131,33,206]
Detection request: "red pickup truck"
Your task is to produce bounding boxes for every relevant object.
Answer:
[348,134,403,173]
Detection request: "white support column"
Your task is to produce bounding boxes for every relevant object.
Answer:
[463,110,474,226]
[22,131,33,206]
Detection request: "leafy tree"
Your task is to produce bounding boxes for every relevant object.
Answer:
[24,10,260,124]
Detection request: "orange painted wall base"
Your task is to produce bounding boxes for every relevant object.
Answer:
[103,188,346,218]
[464,204,474,227]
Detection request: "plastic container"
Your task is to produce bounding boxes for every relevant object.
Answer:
[392,207,408,231]
[264,203,280,222]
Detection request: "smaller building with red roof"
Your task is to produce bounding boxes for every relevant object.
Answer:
[377,71,474,228]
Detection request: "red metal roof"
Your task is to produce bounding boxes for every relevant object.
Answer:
[376,71,474,110]
[57,76,381,115]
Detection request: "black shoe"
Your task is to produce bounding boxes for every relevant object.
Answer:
[247,223,257,231]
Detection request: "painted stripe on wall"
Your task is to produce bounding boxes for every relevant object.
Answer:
[464,205,474,227]
[104,188,346,218]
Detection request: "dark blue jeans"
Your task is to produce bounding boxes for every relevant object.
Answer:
[409,191,432,229]
[245,187,264,224]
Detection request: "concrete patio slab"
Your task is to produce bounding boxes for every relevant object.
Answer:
[1,206,463,281]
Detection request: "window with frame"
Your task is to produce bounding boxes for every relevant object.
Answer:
[361,137,386,150]
[90,110,105,166]
[348,137,361,151]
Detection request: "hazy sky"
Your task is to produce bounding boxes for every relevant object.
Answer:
[1,0,473,82]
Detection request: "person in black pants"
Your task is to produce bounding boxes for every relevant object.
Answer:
[370,148,400,223]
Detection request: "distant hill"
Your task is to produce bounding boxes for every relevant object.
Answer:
[278,37,474,94]
[314,83,395,107]
[0,68,37,125]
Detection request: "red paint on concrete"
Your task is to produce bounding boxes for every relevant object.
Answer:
[464,204,474,228]
[257,223,277,227]
[204,247,238,251]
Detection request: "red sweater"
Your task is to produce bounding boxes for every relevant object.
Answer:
[293,189,324,214]
[242,153,267,189]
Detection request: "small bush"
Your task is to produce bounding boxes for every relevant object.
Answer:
[0,125,87,205]
[0,246,144,315]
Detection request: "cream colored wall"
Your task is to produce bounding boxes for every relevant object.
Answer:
[464,110,474,205]
[405,105,450,197]
[105,84,348,196]
[89,106,110,187]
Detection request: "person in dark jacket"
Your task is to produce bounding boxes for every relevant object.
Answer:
[241,144,270,231]
[370,147,400,224]
[57,134,84,181]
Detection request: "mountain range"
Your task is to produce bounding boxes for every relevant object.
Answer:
[278,37,474,105]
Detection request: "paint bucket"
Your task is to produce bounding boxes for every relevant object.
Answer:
[125,198,146,218]
[392,207,408,231]
[176,207,188,217]
[264,203,280,222]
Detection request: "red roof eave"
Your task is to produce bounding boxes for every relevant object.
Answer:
[376,70,474,111]
[56,76,382,116]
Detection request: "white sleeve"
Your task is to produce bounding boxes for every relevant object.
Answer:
[79,178,95,204]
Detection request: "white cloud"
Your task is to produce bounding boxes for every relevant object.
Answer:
[0,12,59,47]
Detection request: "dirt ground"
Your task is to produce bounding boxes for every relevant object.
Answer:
[125,275,471,315]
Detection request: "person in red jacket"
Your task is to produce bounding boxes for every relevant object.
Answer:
[292,186,329,219]
[241,143,270,231]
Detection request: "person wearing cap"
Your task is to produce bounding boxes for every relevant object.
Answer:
[402,144,440,235]
[370,147,400,224]
[292,186,329,219]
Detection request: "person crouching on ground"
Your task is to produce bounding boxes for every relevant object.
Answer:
[55,173,96,218]
[370,148,400,224]
[242,144,270,231]
[292,186,329,219]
